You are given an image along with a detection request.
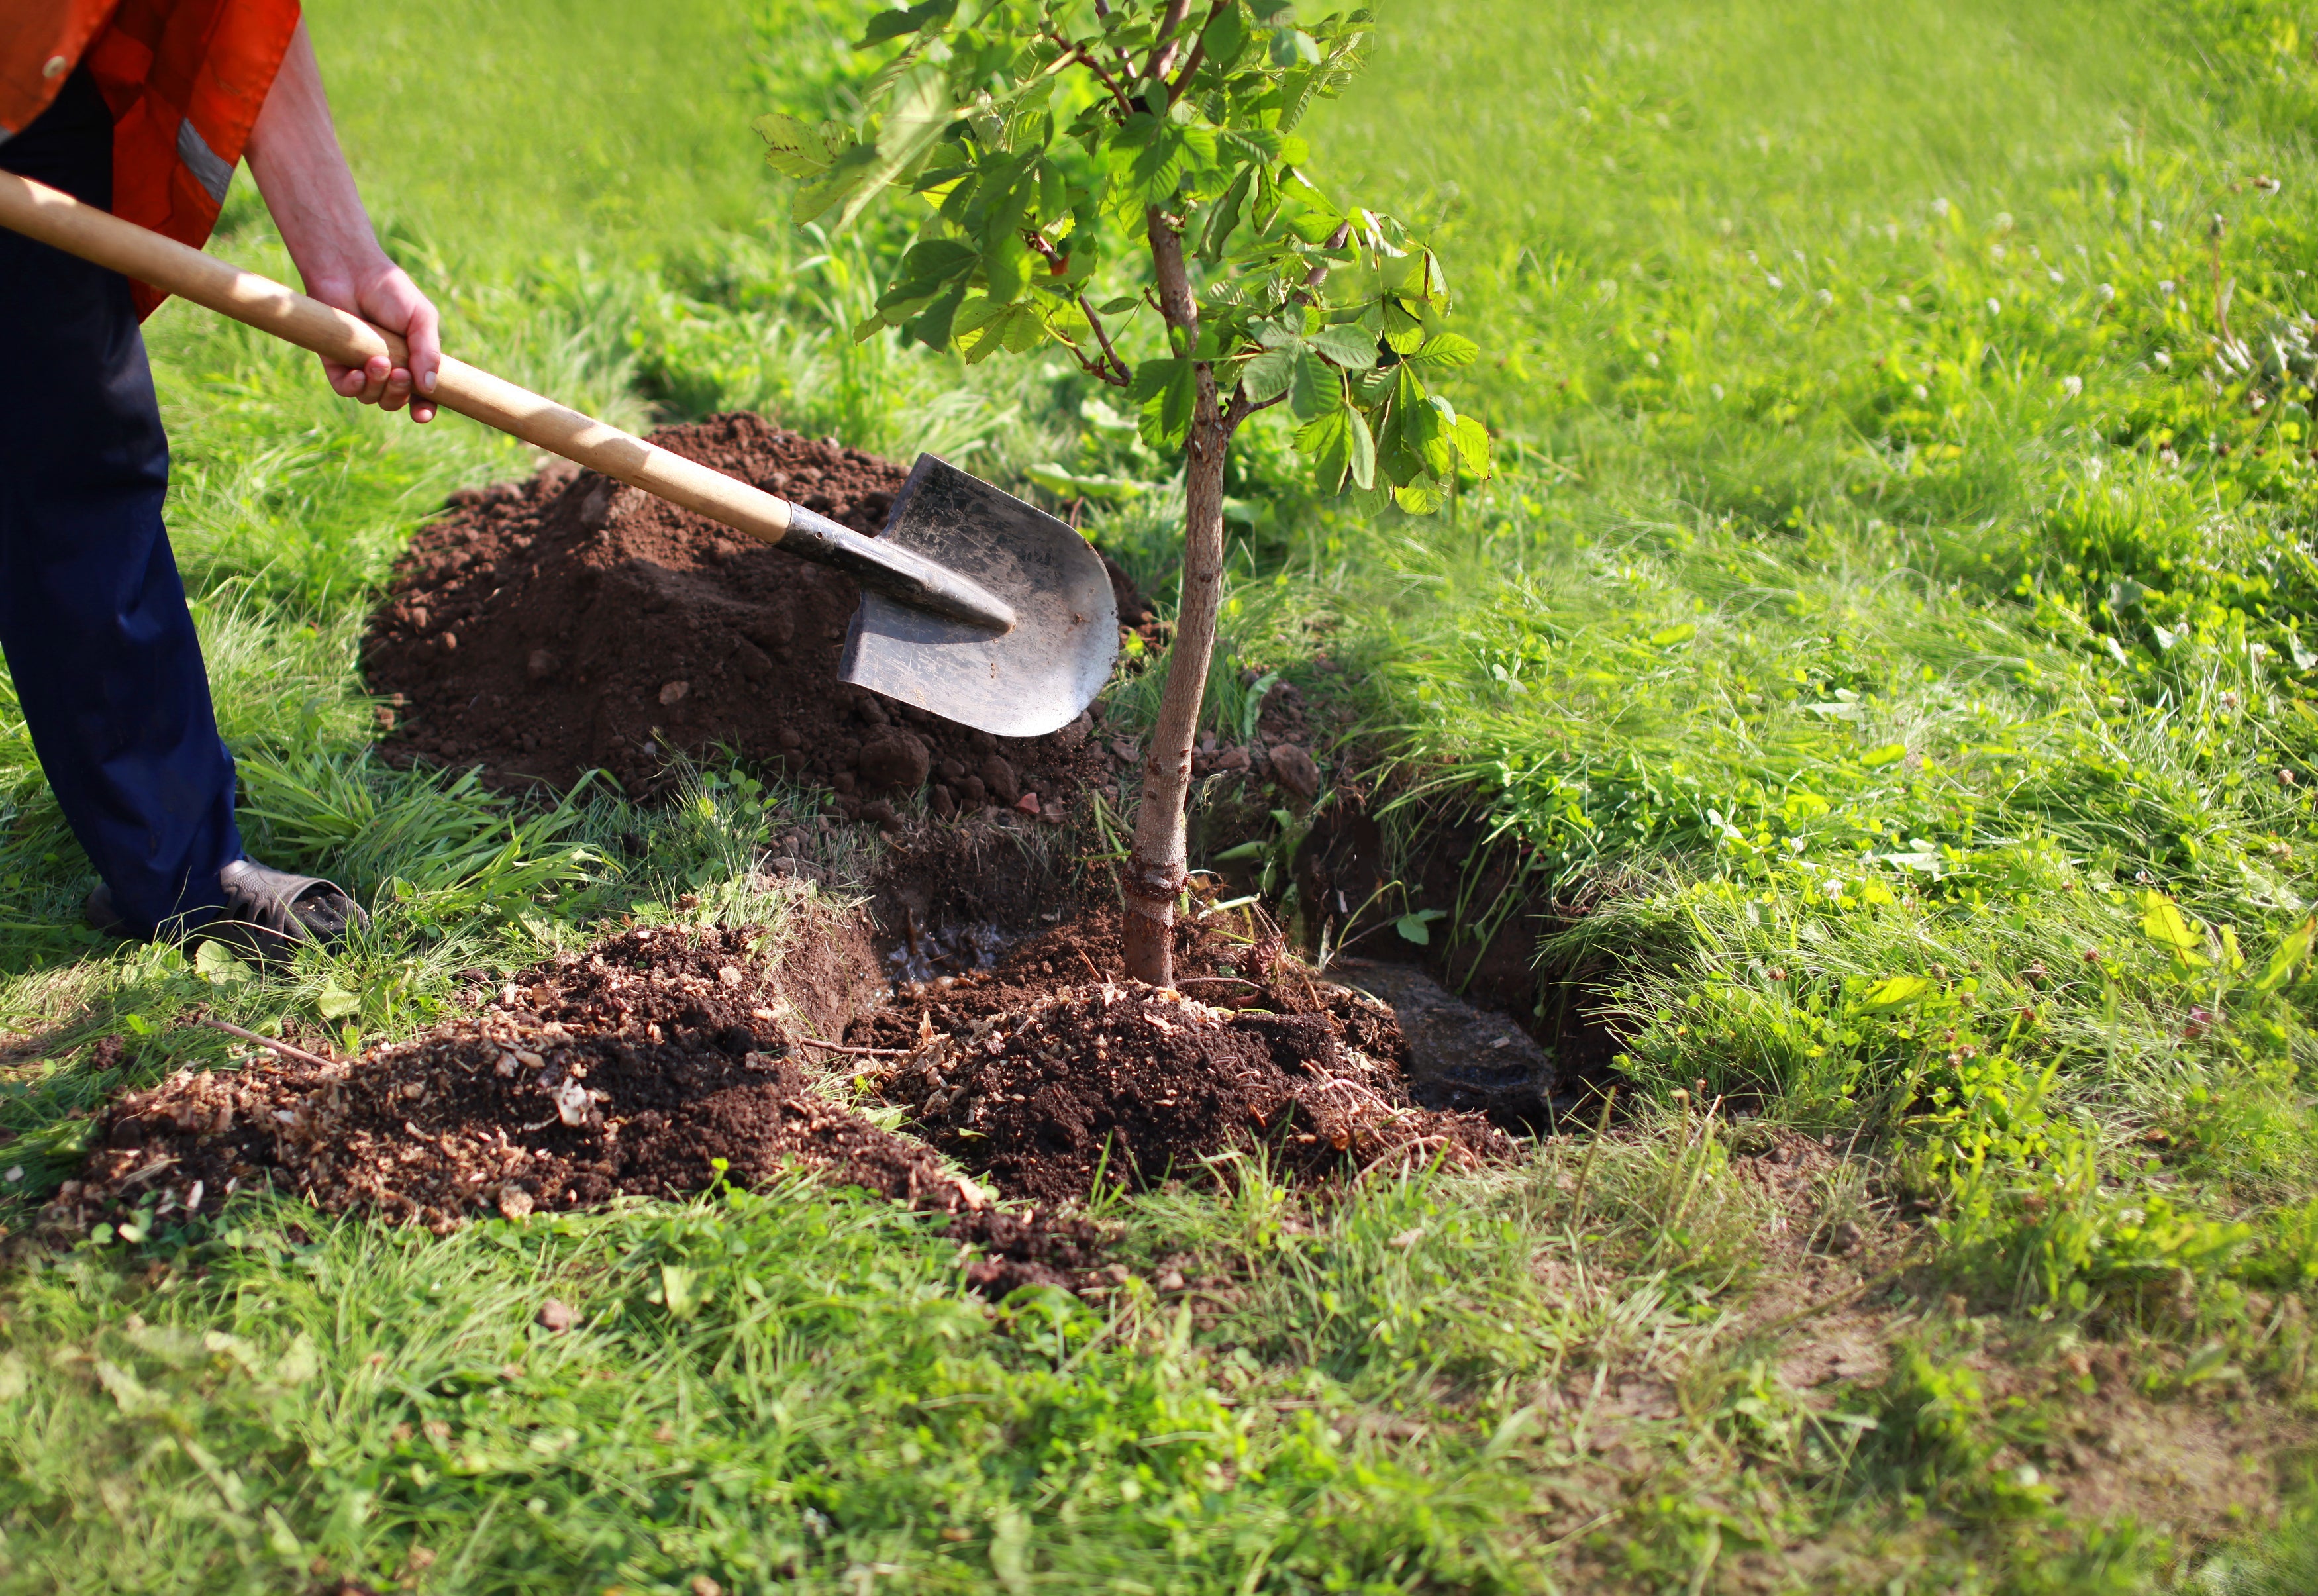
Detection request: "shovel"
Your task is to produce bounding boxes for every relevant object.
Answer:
[0,170,1116,740]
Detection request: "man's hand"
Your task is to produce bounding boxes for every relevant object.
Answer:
[243,21,441,424]
[305,260,440,422]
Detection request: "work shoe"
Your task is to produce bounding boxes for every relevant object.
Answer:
[85,858,370,958]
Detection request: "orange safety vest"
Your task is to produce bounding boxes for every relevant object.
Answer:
[0,0,300,317]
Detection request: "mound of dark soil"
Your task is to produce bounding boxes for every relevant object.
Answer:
[852,913,1514,1205]
[49,924,966,1235]
[363,413,1132,815]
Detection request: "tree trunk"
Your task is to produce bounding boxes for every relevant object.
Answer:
[1122,207,1227,987]
[1121,412,1229,986]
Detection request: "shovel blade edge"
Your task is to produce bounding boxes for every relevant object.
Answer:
[840,454,1119,739]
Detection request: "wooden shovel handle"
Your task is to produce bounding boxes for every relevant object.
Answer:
[0,168,799,544]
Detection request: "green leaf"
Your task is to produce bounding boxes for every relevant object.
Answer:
[1859,743,1907,768]
[1451,413,1491,477]
[2254,917,2315,993]
[1199,166,1254,262]
[1856,974,1933,1012]
[1201,1,1249,70]
[195,939,252,987]
[317,980,363,1021]
[1393,481,1444,515]
[1240,344,1299,405]
[1306,322,1379,369]
[1213,840,1267,862]
[1296,391,1374,491]
[1096,295,1141,315]
[1132,358,1199,448]
[2139,891,2205,959]
[983,228,1036,305]
[856,0,955,48]
[1403,393,1458,478]
[1395,909,1447,945]
[797,65,956,230]
[956,298,1046,363]
[1025,462,1155,501]
[658,1264,704,1322]
[1404,332,1480,370]
[752,113,854,179]
[902,280,968,351]
[1272,26,1322,66]
[1648,623,1697,648]
[980,159,1040,302]
[877,238,978,311]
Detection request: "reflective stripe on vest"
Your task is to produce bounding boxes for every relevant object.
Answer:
[1,0,299,316]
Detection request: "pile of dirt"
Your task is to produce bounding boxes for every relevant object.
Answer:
[362,413,1134,817]
[47,924,976,1235]
[850,913,1515,1204]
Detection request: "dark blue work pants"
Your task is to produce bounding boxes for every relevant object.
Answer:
[0,67,240,937]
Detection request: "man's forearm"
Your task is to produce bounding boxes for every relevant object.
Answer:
[242,19,440,417]
[243,21,386,297]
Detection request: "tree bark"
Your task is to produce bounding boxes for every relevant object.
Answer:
[1122,209,1225,987]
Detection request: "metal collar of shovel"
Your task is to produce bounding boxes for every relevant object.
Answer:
[0,168,1117,738]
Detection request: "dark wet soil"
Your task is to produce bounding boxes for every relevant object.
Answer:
[362,413,1133,819]
[850,909,1515,1205]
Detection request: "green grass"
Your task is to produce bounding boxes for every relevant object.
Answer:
[6,0,2318,1588]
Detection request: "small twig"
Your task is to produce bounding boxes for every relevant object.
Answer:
[1076,295,1134,385]
[1354,1133,1450,1182]
[1075,947,1105,984]
[204,1019,339,1071]
[794,1038,915,1058]
[1176,974,1258,987]
[1056,36,1137,117]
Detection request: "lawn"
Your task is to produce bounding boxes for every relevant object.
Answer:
[4,0,2318,1590]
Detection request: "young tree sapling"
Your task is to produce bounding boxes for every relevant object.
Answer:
[757,0,1490,986]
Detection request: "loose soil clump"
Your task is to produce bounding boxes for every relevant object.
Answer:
[363,413,1125,817]
[852,911,1514,1205]
[51,925,978,1235]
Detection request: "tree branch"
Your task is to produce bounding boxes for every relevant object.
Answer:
[1024,230,1134,385]
[1168,0,1229,101]
[1078,295,1134,385]
[1052,33,1137,117]
[1144,0,1197,81]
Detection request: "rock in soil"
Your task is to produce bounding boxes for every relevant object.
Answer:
[363,413,1133,809]
[1335,959,1561,1129]
[852,911,1514,1205]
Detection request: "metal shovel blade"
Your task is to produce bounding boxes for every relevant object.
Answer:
[840,455,1119,738]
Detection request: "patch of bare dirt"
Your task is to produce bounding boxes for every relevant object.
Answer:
[850,909,1515,1205]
